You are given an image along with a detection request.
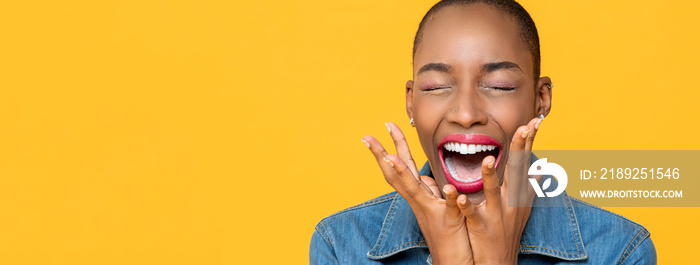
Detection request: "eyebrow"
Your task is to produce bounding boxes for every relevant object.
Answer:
[417,63,453,75]
[481,61,522,73]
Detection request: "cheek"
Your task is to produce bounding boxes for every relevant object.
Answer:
[491,94,537,138]
[414,113,439,158]
[412,96,449,169]
[413,97,447,139]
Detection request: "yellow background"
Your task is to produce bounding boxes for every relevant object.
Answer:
[0,0,698,264]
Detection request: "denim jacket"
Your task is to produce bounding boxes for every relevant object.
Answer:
[310,160,656,264]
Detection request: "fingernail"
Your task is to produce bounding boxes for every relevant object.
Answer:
[535,118,543,130]
[487,160,495,169]
[385,122,391,133]
[459,198,467,205]
[521,129,530,139]
[443,187,449,195]
[383,157,394,167]
[361,139,370,148]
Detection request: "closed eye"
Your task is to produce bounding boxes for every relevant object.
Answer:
[491,87,515,91]
[421,86,449,91]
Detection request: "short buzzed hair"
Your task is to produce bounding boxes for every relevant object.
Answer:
[413,0,541,81]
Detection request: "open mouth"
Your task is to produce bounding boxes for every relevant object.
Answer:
[438,134,502,194]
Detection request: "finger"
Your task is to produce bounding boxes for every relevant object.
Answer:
[503,118,539,190]
[503,117,542,210]
[421,175,442,198]
[522,116,542,187]
[525,115,544,151]
[509,117,538,151]
[443,184,462,220]
[385,122,420,178]
[384,154,434,201]
[457,194,480,224]
[481,155,501,212]
[363,136,434,204]
[362,136,395,183]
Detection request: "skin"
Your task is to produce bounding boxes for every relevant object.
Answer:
[362,4,553,265]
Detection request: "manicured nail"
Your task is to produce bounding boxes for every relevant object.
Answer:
[383,157,394,167]
[385,122,391,133]
[487,160,495,169]
[521,129,530,139]
[535,117,543,130]
[443,187,449,195]
[361,139,370,148]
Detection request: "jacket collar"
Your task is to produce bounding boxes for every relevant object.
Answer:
[367,156,588,261]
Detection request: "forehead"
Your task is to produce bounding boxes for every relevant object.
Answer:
[414,4,532,77]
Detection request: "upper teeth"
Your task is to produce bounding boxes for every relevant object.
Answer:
[444,142,497,154]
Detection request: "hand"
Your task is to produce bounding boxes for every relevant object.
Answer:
[362,116,543,265]
[362,122,474,265]
[456,117,543,264]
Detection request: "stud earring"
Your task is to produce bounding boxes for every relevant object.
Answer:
[546,83,553,89]
[410,118,415,126]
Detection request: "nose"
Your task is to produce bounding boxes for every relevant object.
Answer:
[445,88,488,129]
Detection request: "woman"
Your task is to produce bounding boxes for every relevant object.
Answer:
[311,0,656,264]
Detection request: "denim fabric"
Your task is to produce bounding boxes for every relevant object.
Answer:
[310,157,656,264]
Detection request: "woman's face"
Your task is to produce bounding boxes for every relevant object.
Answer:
[406,4,551,204]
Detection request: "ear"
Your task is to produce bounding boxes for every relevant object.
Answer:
[406,80,415,126]
[535,76,552,118]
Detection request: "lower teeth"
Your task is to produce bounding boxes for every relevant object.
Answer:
[445,157,482,183]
